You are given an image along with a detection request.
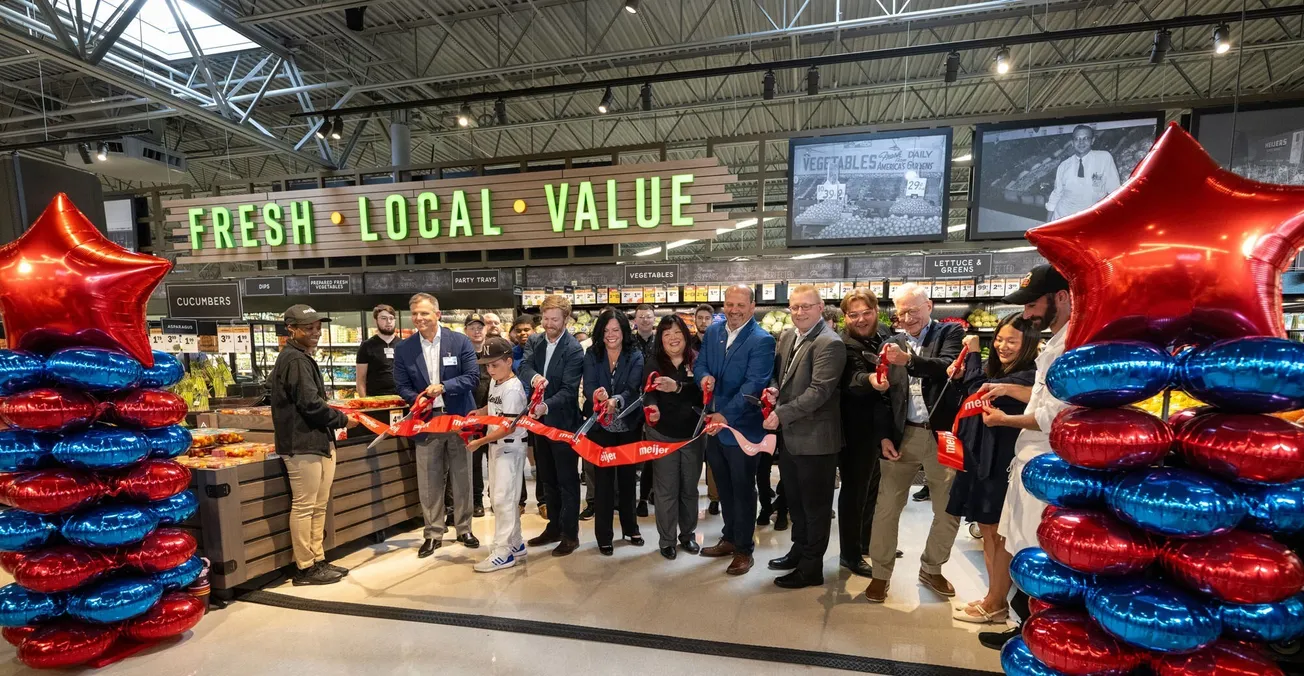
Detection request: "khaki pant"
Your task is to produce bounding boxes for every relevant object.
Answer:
[869,426,961,581]
[283,450,337,571]
[705,465,719,501]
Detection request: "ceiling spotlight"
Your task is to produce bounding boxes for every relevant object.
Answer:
[494,99,507,125]
[623,0,639,13]
[944,51,961,83]
[330,115,343,140]
[806,65,819,96]
[994,46,1012,75]
[457,104,472,127]
[314,119,327,139]
[597,87,614,114]
[76,143,92,165]
[96,142,108,161]
[1213,23,1232,54]
[762,70,775,100]
[1149,28,1172,64]
[640,83,652,112]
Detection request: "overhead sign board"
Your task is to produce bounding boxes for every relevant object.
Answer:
[450,269,501,291]
[923,254,993,278]
[243,276,285,296]
[623,264,679,286]
[307,275,352,295]
[166,282,243,319]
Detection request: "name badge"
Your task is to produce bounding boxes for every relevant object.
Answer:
[384,348,395,359]
[443,356,459,366]
[909,380,924,397]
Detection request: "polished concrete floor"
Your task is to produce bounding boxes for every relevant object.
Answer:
[0,474,1006,675]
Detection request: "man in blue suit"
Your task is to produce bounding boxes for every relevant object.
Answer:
[394,292,482,559]
[695,284,776,575]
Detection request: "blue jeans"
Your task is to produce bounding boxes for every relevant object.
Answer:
[706,436,761,555]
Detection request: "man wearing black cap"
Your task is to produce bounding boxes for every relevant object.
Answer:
[271,304,358,585]
[977,264,1073,650]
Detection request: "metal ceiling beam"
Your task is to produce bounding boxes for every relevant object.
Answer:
[86,0,147,65]
[238,0,395,25]
[164,0,234,119]
[33,0,80,57]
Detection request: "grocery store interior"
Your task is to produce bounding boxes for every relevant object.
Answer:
[1,0,1304,673]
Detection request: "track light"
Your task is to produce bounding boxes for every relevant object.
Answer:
[597,87,614,113]
[762,70,775,100]
[994,46,1012,75]
[457,104,472,127]
[623,0,639,13]
[1213,23,1232,54]
[640,83,652,112]
[314,118,327,139]
[96,142,108,161]
[806,65,819,96]
[944,51,960,83]
[494,99,507,125]
[76,143,92,165]
[330,115,343,140]
[1149,29,1172,64]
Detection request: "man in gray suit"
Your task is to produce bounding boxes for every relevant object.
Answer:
[763,284,846,589]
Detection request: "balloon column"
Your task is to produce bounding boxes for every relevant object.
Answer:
[1003,125,1304,676]
[0,195,204,669]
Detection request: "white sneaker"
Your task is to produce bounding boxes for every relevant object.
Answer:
[474,550,517,573]
[512,542,527,558]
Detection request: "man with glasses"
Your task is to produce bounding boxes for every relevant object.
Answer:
[355,305,399,397]
[864,282,965,604]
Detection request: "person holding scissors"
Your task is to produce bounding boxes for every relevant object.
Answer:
[643,314,704,560]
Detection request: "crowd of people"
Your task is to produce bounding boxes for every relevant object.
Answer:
[267,264,1075,652]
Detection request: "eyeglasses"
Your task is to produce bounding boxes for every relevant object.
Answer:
[788,303,819,313]
[895,307,925,319]
[845,311,876,320]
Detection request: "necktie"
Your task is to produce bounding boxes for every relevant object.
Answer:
[1078,157,1085,178]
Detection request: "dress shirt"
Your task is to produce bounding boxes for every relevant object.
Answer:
[419,330,445,408]
[1023,329,1069,439]
[725,322,745,350]
[902,321,933,424]
[542,334,561,378]
[1047,150,1121,220]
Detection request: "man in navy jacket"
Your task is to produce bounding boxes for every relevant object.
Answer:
[394,292,481,558]
[695,284,776,576]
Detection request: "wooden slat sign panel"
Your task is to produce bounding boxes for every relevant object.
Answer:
[165,158,738,263]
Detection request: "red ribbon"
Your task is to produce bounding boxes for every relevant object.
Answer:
[935,391,985,472]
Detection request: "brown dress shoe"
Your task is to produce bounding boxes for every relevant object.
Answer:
[864,578,889,603]
[726,553,754,575]
[699,539,736,558]
[551,537,580,557]
[918,571,956,597]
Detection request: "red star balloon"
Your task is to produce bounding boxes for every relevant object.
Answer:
[0,194,170,367]
[1026,123,1304,350]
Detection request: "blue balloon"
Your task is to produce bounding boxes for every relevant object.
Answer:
[66,576,162,624]
[44,347,142,391]
[153,555,204,591]
[148,490,198,525]
[52,425,151,470]
[62,504,159,548]
[1010,547,1093,604]
[1239,479,1304,533]
[139,351,184,389]
[1219,594,1304,643]
[1047,342,1174,408]
[1002,636,1069,676]
[1181,337,1304,413]
[1022,453,1112,508]
[1107,468,1247,538]
[0,509,58,552]
[0,584,64,627]
[142,425,193,459]
[0,350,44,396]
[0,429,55,472]
[1087,578,1221,653]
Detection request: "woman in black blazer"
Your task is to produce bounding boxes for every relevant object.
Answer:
[643,314,704,560]
[582,308,646,555]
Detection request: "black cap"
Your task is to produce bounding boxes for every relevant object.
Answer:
[464,313,486,328]
[284,304,331,325]
[1002,264,1069,305]
[477,337,514,364]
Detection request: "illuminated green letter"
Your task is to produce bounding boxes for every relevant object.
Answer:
[574,181,598,231]
[480,189,500,236]
[449,190,473,237]
[385,194,408,240]
[290,201,314,244]
[263,203,285,246]
[605,179,628,229]
[237,204,260,247]
[545,183,569,233]
[417,192,439,238]
[211,207,234,249]
[358,197,379,242]
[187,208,205,250]
[635,177,660,228]
[671,174,694,226]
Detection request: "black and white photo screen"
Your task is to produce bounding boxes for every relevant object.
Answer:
[1193,104,1304,187]
[970,114,1162,239]
[788,128,951,246]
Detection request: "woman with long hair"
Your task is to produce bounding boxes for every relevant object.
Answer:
[582,308,646,555]
[644,314,705,559]
[945,313,1040,623]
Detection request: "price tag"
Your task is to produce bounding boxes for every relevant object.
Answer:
[762,283,776,301]
[666,286,680,303]
[654,286,667,303]
[390,410,403,425]
[150,328,187,354]
[905,176,928,197]
[217,326,252,354]
[621,287,643,304]
[707,286,722,302]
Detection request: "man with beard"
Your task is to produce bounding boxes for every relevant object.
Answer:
[355,304,399,397]
[975,265,1072,650]
[483,312,504,338]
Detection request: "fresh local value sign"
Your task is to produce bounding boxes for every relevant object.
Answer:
[165,159,737,263]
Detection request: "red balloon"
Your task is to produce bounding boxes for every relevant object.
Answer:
[106,389,187,429]
[1051,406,1174,469]
[1168,406,1215,432]
[1,550,28,573]
[0,194,170,368]
[0,468,108,514]
[2,624,38,647]
[1025,123,1304,350]
[1039,508,1159,575]
[0,388,99,432]
[1028,598,1059,616]
[11,545,118,593]
[122,592,204,641]
[1154,640,1285,676]
[1023,608,1144,676]
[123,528,197,573]
[17,620,118,669]
[1162,530,1304,604]
[116,459,191,501]
[1176,413,1304,483]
